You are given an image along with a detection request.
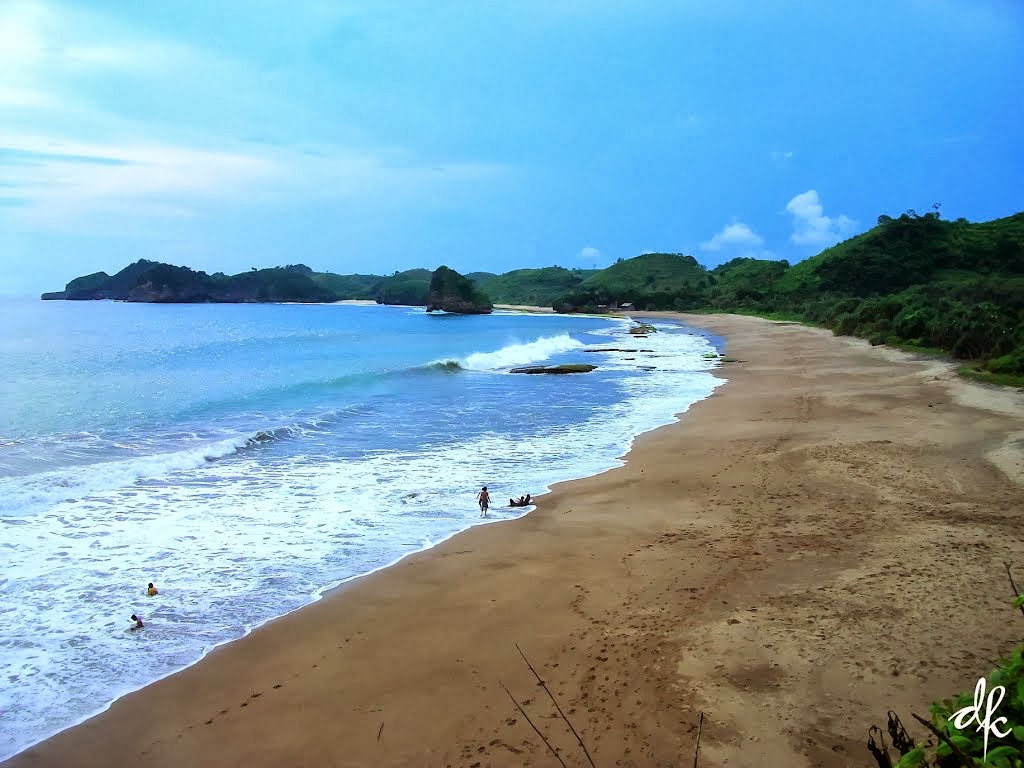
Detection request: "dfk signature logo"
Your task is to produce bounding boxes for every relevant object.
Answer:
[949,677,1011,760]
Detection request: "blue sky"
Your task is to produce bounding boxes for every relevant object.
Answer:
[1,0,1022,295]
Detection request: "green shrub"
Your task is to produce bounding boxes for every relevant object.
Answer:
[986,351,1024,375]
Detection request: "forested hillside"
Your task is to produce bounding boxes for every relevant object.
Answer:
[551,211,1024,380]
[476,267,595,306]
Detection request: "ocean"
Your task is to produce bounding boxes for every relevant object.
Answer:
[0,298,723,759]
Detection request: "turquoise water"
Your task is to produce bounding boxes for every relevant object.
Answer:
[0,299,722,759]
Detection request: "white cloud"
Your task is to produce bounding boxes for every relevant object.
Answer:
[0,133,508,231]
[0,134,281,227]
[785,190,856,247]
[699,221,764,252]
[770,150,794,161]
[578,246,601,261]
[0,1,510,234]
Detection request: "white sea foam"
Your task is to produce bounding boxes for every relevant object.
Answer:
[449,333,584,370]
[0,435,262,515]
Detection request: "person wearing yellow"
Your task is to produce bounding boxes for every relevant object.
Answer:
[146,582,158,596]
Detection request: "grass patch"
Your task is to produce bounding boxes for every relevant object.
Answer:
[958,365,1024,388]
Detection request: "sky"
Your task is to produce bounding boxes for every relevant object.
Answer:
[1,0,1022,295]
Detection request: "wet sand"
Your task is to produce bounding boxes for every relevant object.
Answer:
[8,313,1024,768]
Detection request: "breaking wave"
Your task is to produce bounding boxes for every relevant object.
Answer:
[429,334,584,371]
[0,429,291,515]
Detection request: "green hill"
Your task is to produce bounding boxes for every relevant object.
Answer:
[709,212,1024,381]
[548,212,1024,381]
[477,267,595,306]
[553,253,709,311]
[373,269,432,306]
[706,257,790,308]
[42,261,338,303]
[312,272,382,300]
[771,211,1024,301]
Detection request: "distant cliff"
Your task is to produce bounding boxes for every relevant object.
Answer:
[42,261,337,303]
[426,266,493,314]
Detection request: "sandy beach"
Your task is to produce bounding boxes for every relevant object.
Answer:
[7,312,1024,768]
[493,304,557,313]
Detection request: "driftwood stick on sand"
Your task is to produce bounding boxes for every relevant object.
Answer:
[1005,562,1024,619]
[693,711,704,768]
[499,680,569,768]
[911,713,972,767]
[515,643,597,768]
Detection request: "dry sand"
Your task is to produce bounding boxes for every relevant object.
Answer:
[8,313,1024,768]
[493,304,556,313]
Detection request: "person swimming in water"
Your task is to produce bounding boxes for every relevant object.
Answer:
[130,614,144,630]
[477,485,490,517]
[147,583,158,596]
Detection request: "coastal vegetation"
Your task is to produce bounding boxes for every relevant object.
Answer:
[552,253,709,313]
[42,209,1024,380]
[476,266,596,307]
[550,211,1024,382]
[372,269,433,306]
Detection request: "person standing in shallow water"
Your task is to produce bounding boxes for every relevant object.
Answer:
[477,485,490,517]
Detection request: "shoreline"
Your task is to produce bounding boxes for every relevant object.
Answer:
[1,311,718,763]
[7,312,1024,768]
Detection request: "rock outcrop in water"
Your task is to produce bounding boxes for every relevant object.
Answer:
[425,266,494,314]
[509,364,597,374]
